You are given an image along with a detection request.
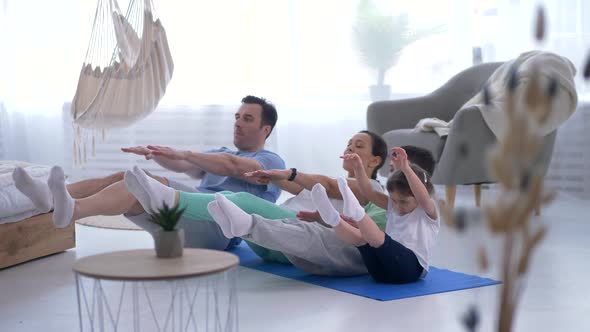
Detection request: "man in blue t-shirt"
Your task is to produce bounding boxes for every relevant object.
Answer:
[122,95,284,203]
[119,96,284,249]
[12,95,284,250]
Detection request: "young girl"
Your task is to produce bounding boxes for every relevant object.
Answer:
[310,146,439,284]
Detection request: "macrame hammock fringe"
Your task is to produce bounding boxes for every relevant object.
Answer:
[70,0,173,165]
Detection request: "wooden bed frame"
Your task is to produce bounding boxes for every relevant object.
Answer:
[0,213,75,269]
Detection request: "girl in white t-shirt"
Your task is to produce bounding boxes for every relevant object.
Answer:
[311,147,439,284]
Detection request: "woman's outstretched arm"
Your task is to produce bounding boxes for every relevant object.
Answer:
[245,169,370,205]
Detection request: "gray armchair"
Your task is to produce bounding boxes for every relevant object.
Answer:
[367,62,557,210]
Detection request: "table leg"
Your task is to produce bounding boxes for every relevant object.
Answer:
[75,274,84,332]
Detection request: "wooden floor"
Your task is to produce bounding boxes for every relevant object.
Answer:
[0,188,588,332]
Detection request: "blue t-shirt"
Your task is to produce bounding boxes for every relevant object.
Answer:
[196,147,285,203]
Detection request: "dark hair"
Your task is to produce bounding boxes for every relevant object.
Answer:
[359,130,387,180]
[241,95,278,138]
[400,145,436,175]
[386,163,434,197]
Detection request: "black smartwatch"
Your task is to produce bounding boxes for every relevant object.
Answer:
[287,168,297,181]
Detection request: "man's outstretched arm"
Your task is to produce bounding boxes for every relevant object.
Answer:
[121,146,205,178]
[147,145,266,183]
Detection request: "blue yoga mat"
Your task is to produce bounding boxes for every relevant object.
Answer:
[230,242,500,301]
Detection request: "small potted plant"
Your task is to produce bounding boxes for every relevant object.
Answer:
[149,203,186,258]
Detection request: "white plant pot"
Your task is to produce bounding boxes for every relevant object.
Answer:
[369,84,391,102]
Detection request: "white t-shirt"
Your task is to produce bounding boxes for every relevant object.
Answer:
[386,198,440,273]
[280,179,383,213]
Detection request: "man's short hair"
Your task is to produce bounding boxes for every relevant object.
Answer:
[241,95,278,138]
[400,145,436,175]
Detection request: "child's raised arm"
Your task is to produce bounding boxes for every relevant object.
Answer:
[340,153,389,210]
[392,147,437,219]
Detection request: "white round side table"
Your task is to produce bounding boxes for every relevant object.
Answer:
[73,248,239,332]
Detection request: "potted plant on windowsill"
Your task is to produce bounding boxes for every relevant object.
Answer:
[150,203,186,258]
[353,0,442,101]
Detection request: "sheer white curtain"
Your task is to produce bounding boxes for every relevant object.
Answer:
[1,0,587,194]
[0,0,90,165]
[0,0,470,175]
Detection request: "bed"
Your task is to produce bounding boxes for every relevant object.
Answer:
[0,212,75,269]
[0,161,76,269]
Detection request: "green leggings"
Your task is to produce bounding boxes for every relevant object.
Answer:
[178,191,296,264]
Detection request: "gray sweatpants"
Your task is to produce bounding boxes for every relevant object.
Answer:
[124,179,231,250]
[243,215,368,276]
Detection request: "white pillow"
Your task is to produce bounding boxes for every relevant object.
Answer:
[0,160,51,221]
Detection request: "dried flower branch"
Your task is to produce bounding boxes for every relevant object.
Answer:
[534,6,546,42]
[491,67,557,331]
[583,52,590,80]
[462,305,481,332]
[449,6,576,331]
[489,67,555,331]
[478,246,489,271]
[453,46,560,332]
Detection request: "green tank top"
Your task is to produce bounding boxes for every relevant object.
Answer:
[364,201,387,230]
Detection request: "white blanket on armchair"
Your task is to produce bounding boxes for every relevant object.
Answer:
[462,50,578,138]
[414,117,453,137]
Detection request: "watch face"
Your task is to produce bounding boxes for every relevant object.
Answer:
[288,168,296,181]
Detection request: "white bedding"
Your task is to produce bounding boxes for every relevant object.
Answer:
[0,160,51,224]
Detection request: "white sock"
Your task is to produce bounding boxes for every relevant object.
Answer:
[131,166,176,213]
[12,166,53,213]
[124,170,156,214]
[310,183,341,226]
[47,166,74,228]
[337,177,366,222]
[207,201,234,239]
[214,193,252,237]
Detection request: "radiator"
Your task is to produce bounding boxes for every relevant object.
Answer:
[544,101,590,199]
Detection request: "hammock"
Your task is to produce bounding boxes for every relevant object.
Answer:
[71,0,173,129]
